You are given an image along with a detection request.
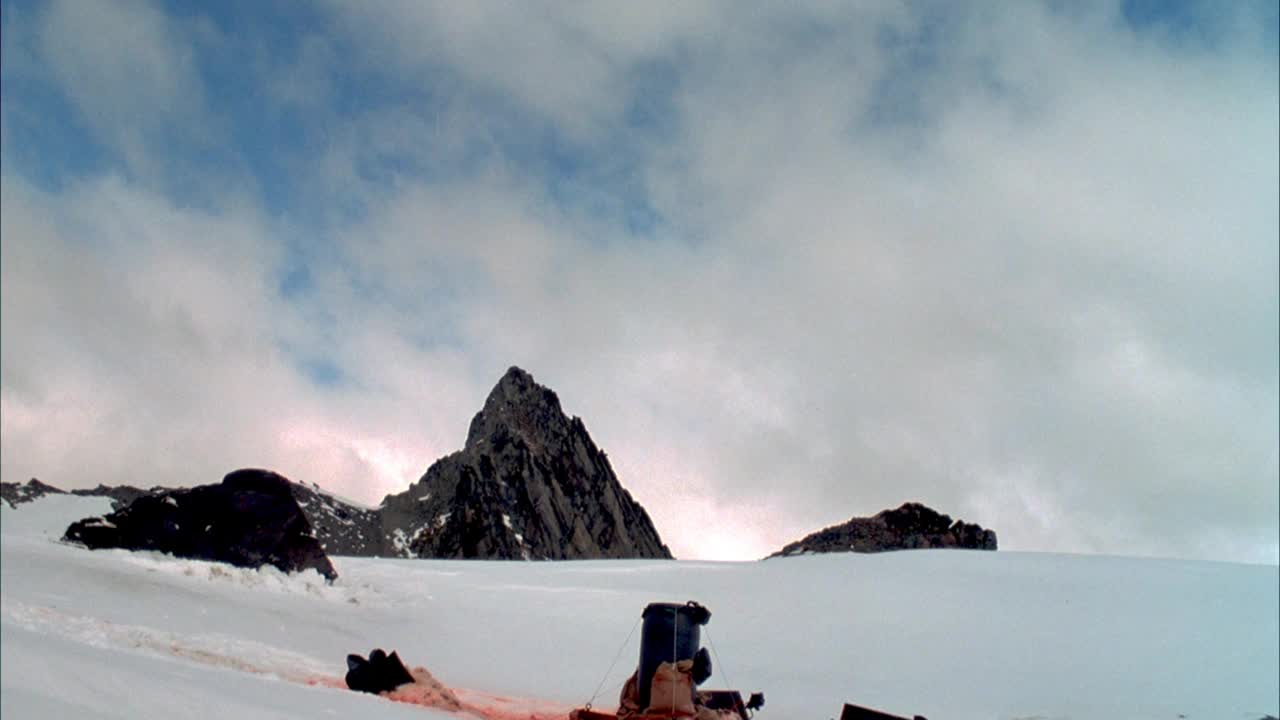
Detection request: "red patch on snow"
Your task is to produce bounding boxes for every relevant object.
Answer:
[454,687,575,720]
[304,676,348,690]
[304,669,572,720]
[385,667,464,711]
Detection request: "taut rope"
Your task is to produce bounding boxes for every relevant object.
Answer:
[583,615,642,711]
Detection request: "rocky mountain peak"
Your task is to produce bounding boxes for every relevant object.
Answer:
[9,368,672,564]
[381,367,672,560]
[465,366,571,453]
[489,365,540,402]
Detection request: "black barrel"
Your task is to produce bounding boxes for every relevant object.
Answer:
[637,601,711,709]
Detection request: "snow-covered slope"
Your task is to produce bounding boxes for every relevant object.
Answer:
[2,495,1276,720]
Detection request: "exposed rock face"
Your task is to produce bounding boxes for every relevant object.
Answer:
[1,478,67,508]
[379,367,672,560]
[6,477,375,558]
[2,479,164,511]
[63,469,338,580]
[289,482,382,557]
[770,502,997,558]
[70,484,167,511]
[19,367,671,562]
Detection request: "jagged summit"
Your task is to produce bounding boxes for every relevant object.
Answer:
[488,365,541,402]
[465,366,572,453]
[379,367,671,560]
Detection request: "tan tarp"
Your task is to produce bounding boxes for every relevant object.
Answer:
[645,660,696,717]
[618,670,642,717]
[615,661,740,720]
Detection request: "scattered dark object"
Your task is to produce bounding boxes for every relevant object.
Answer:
[746,692,765,711]
[345,648,415,694]
[63,469,338,581]
[839,702,926,720]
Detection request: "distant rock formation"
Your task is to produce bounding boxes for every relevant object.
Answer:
[6,476,377,558]
[2,479,165,511]
[71,483,167,510]
[20,367,671,562]
[63,469,338,580]
[2,478,67,508]
[770,502,997,558]
[379,366,672,560]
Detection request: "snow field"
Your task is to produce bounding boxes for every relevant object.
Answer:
[2,494,1277,720]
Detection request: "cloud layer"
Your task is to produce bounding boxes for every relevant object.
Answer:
[2,0,1276,562]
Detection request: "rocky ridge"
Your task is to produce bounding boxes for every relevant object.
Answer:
[9,367,672,562]
[289,482,383,557]
[378,367,672,560]
[1,478,67,508]
[770,502,997,558]
[4,477,380,557]
[2,479,166,511]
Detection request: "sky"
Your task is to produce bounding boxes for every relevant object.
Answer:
[1,0,1276,564]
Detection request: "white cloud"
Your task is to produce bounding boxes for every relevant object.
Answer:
[2,1,1275,563]
[32,0,212,179]
[0,173,466,505]
[321,1,730,143]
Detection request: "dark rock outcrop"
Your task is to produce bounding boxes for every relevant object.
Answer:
[378,366,672,560]
[23,367,671,563]
[71,484,167,511]
[1,478,67,508]
[6,476,376,558]
[2,479,165,511]
[63,469,338,580]
[769,502,997,558]
[289,482,382,557]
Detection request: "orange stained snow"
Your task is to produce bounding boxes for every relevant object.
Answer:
[305,670,575,720]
